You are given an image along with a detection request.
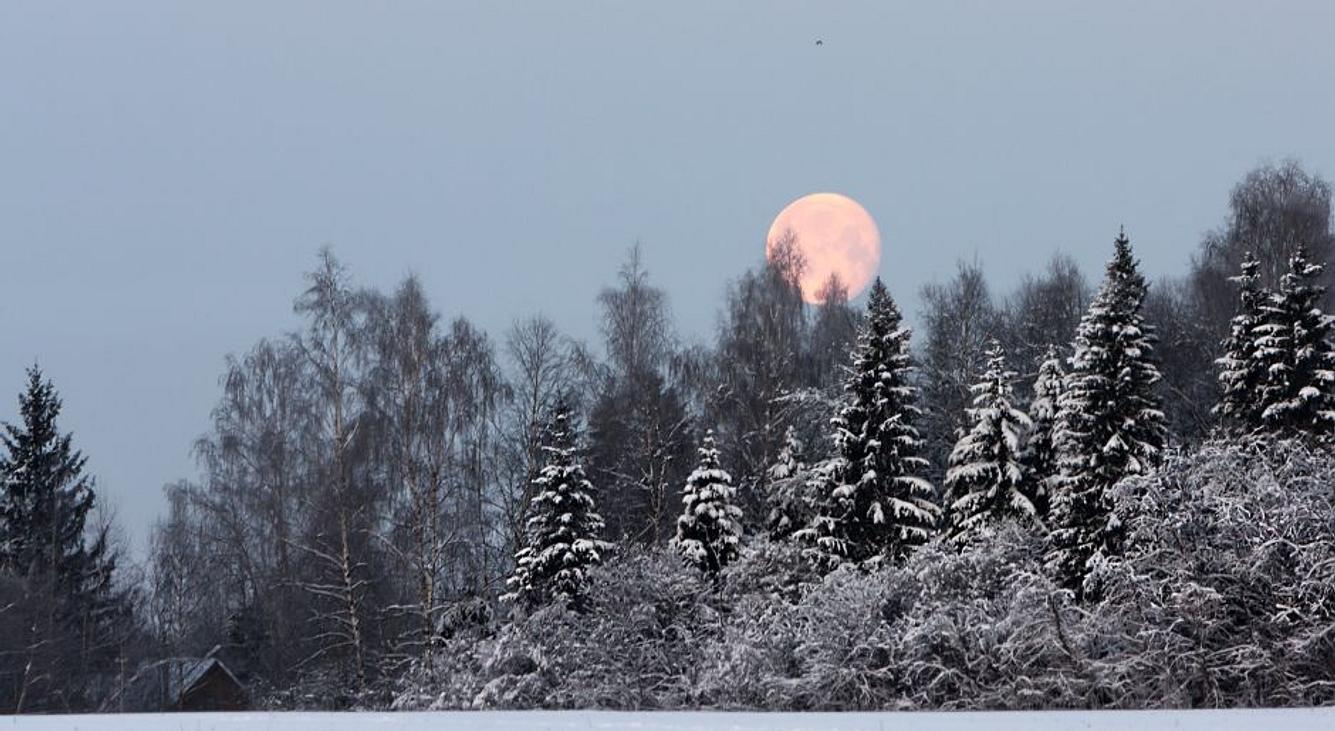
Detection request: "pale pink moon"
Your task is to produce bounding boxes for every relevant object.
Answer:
[765,192,882,303]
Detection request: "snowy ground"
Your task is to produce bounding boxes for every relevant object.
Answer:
[4,709,1335,731]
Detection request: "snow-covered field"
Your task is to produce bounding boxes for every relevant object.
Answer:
[5,709,1335,731]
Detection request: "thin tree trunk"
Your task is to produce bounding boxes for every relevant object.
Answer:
[332,332,367,691]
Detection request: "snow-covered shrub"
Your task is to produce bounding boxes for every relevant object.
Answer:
[699,557,894,709]
[1098,436,1335,707]
[544,548,719,708]
[697,526,1078,711]
[397,436,1335,711]
[719,536,822,604]
[884,526,1101,710]
[399,547,718,710]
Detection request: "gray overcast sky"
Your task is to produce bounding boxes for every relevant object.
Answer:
[2,1,1334,557]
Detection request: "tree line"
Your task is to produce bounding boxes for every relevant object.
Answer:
[0,159,1331,710]
[511,224,1331,608]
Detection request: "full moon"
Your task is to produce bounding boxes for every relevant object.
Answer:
[766,192,881,304]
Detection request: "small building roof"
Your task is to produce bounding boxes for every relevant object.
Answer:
[102,656,246,712]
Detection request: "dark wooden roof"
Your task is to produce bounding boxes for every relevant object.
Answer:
[102,656,247,712]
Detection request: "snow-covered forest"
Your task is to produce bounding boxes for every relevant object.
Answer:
[1,160,1334,713]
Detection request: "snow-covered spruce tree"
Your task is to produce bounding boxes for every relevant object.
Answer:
[504,406,610,610]
[943,341,1034,543]
[764,425,808,539]
[1047,230,1166,597]
[1253,246,1335,434]
[797,278,938,568]
[671,430,743,579]
[1214,253,1269,429]
[1020,345,1065,517]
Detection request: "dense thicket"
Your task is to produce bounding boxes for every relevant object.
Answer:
[393,437,1335,711]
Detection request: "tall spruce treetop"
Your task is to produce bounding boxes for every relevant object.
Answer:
[1021,345,1065,516]
[798,278,937,567]
[944,341,1034,542]
[1048,230,1166,596]
[1215,253,1269,428]
[671,430,743,578]
[0,367,114,608]
[1253,247,1335,433]
[504,406,610,610]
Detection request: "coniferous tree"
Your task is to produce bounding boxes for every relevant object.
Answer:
[1253,247,1335,433]
[1021,345,1065,517]
[504,405,610,610]
[0,367,114,612]
[943,341,1034,542]
[0,367,123,712]
[798,278,937,568]
[1214,253,1269,428]
[764,426,809,539]
[1048,230,1167,597]
[671,431,743,579]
